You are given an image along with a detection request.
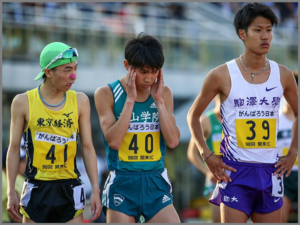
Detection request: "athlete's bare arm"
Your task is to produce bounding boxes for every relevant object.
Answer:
[187,116,217,183]
[77,92,101,221]
[187,65,236,183]
[6,93,28,223]
[151,69,180,149]
[274,66,298,177]
[187,116,211,174]
[94,67,137,150]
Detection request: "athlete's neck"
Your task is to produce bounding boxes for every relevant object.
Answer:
[241,52,268,71]
[40,81,66,103]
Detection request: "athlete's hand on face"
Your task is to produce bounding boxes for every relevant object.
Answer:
[7,191,21,222]
[205,154,237,183]
[125,66,137,102]
[89,190,102,221]
[274,149,298,177]
[150,69,164,103]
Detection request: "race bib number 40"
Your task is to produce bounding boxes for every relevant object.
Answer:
[236,118,276,148]
[119,122,162,162]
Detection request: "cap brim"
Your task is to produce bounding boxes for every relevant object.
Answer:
[34,71,44,81]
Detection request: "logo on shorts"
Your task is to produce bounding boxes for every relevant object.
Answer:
[114,194,125,206]
[274,198,280,203]
[162,195,171,204]
[223,196,230,202]
[231,196,238,202]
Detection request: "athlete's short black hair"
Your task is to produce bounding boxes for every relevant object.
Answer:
[124,32,164,70]
[234,3,278,40]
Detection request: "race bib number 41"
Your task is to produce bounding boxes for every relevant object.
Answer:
[236,118,277,148]
[33,131,77,171]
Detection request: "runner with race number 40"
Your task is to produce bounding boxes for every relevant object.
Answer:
[94,32,181,223]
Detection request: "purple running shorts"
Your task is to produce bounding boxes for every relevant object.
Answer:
[209,158,283,216]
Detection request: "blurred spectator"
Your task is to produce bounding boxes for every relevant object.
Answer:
[169,3,186,20]
[219,3,233,19]
[217,2,298,29]
[3,2,298,30]
[2,137,27,223]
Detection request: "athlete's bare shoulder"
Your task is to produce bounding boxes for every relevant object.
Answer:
[94,85,114,101]
[94,85,114,111]
[162,85,172,96]
[12,92,28,111]
[206,63,231,98]
[11,92,29,124]
[278,64,296,90]
[76,92,89,104]
[212,63,230,79]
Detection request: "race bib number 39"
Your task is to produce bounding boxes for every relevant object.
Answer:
[236,118,276,148]
[119,132,162,162]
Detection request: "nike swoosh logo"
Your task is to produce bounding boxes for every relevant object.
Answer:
[274,198,280,202]
[266,87,277,91]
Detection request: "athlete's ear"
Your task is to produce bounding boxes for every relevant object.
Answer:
[124,60,129,71]
[238,29,246,41]
[44,68,52,78]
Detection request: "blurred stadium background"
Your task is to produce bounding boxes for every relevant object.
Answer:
[2,2,298,223]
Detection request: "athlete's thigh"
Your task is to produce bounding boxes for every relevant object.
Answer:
[251,207,282,223]
[146,204,180,223]
[211,203,221,223]
[23,216,35,223]
[220,203,248,223]
[66,213,83,223]
[281,196,292,223]
[106,208,136,223]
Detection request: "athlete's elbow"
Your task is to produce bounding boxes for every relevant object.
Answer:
[167,138,179,149]
[187,149,193,162]
[107,140,121,150]
[187,109,195,127]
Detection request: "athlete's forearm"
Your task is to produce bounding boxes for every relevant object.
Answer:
[82,148,100,192]
[187,142,210,175]
[155,99,180,149]
[187,113,211,160]
[288,116,298,157]
[6,147,20,195]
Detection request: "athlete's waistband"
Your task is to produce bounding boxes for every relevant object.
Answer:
[222,158,276,168]
[113,168,165,175]
[26,178,82,184]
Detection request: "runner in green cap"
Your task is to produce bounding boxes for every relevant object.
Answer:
[6,42,102,223]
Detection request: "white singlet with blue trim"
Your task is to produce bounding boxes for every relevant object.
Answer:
[220,59,283,163]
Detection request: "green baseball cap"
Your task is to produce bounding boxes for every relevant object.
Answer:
[34,42,78,81]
